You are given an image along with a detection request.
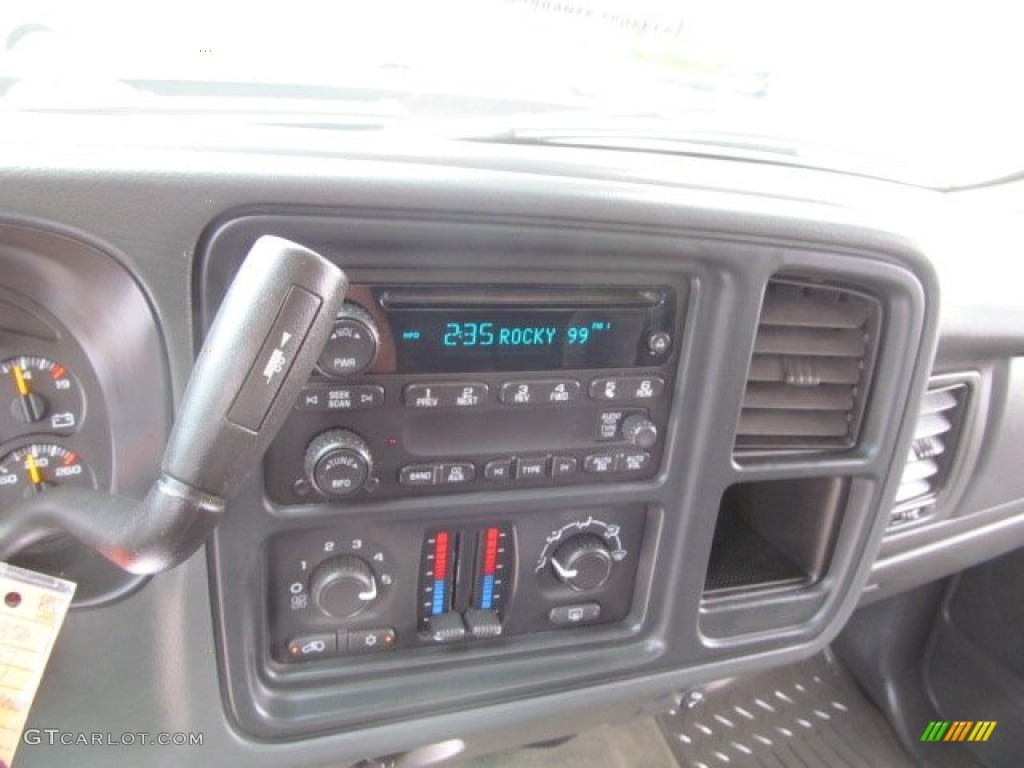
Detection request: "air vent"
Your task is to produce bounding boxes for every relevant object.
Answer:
[735,279,881,453]
[890,382,969,528]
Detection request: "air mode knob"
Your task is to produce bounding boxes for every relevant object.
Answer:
[309,555,378,618]
[304,429,374,497]
[316,303,380,378]
[551,534,614,591]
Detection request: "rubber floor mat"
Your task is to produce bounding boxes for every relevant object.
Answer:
[456,717,678,767]
[658,650,918,768]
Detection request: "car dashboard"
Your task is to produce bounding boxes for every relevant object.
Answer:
[2,116,1024,766]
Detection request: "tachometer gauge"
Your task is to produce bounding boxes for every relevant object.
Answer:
[0,356,84,440]
[0,443,96,509]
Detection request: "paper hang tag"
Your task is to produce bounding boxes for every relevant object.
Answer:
[0,563,75,768]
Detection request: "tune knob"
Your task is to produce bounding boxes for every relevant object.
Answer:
[621,414,658,448]
[316,303,380,378]
[551,534,614,591]
[309,555,378,618]
[304,429,373,497]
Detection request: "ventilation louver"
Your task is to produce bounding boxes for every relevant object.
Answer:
[890,382,968,527]
[735,279,880,453]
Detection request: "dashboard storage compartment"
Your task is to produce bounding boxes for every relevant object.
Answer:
[704,477,848,595]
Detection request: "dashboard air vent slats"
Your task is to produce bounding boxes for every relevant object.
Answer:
[735,279,881,453]
[890,382,969,527]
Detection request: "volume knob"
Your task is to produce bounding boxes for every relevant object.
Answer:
[310,555,378,618]
[316,302,380,378]
[305,429,373,497]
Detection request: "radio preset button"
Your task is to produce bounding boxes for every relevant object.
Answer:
[500,379,579,405]
[484,459,513,481]
[590,376,665,401]
[404,382,488,409]
[439,462,476,485]
[515,457,548,480]
[552,456,578,477]
[541,380,580,404]
[500,382,535,405]
[400,464,439,486]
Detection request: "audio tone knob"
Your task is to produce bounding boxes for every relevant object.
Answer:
[316,303,380,378]
[621,414,658,448]
[309,555,378,618]
[551,534,613,591]
[305,429,373,497]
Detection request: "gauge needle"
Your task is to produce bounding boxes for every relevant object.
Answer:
[12,365,29,396]
[10,364,45,423]
[25,453,43,487]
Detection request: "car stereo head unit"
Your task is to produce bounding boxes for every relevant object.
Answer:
[264,282,684,504]
[367,285,676,374]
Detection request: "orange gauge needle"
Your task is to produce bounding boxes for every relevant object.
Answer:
[25,453,42,486]
[12,365,29,396]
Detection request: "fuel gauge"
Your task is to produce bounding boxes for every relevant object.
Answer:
[0,443,96,509]
[0,356,83,440]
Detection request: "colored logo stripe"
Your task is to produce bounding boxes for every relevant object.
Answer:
[944,721,972,741]
[921,721,996,742]
[921,721,950,741]
[969,722,997,742]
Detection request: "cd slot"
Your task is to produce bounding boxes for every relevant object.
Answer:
[379,286,663,309]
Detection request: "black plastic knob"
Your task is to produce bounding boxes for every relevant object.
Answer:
[551,534,614,591]
[316,303,380,378]
[309,555,378,618]
[304,429,373,497]
[621,414,658,449]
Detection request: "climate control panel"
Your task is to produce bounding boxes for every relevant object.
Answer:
[268,505,647,662]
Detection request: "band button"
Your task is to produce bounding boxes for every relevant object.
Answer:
[399,465,439,486]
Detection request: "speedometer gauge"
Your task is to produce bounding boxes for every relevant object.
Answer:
[0,443,96,509]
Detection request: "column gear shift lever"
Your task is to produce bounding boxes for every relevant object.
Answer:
[0,236,348,574]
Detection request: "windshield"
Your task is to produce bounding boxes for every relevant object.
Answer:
[3,0,1021,188]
